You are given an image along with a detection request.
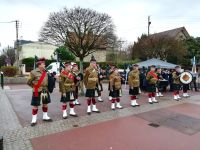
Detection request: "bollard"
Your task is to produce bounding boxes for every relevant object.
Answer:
[0,136,3,150]
[0,72,4,89]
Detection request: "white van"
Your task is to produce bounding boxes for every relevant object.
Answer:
[46,62,62,75]
[46,62,77,75]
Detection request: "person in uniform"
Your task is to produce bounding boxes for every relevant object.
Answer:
[146,65,159,104]
[172,66,182,100]
[108,65,115,101]
[27,58,52,126]
[72,63,82,105]
[109,65,123,110]
[84,56,100,115]
[59,62,78,119]
[156,66,164,97]
[128,64,140,107]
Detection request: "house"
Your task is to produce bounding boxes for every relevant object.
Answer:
[78,50,107,62]
[17,40,58,61]
[150,26,190,40]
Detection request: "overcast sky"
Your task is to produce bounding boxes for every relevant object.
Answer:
[0,0,200,50]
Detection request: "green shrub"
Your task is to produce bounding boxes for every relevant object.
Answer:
[0,66,18,77]
[22,57,56,72]
[22,57,34,72]
[117,59,141,69]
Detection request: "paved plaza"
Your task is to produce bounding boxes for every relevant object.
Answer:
[1,83,200,150]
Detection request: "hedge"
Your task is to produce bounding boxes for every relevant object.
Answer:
[0,66,18,77]
[22,57,140,72]
[22,57,56,72]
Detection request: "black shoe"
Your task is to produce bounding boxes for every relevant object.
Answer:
[149,102,153,104]
[75,103,81,106]
[70,114,78,117]
[98,100,104,102]
[92,110,100,113]
[116,107,123,109]
[87,112,91,115]
[43,118,53,122]
[31,122,37,126]
[136,104,140,107]
[63,116,68,119]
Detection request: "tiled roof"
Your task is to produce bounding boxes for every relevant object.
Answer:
[18,40,34,45]
[150,27,190,38]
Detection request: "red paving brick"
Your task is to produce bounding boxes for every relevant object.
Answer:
[4,84,163,126]
[5,84,199,127]
[31,115,200,150]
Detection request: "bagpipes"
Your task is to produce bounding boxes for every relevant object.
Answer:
[74,72,83,86]
[45,69,56,93]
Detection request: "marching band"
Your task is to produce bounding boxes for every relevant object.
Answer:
[27,56,195,126]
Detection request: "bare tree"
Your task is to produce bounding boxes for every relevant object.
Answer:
[1,46,16,66]
[131,34,187,63]
[40,7,116,73]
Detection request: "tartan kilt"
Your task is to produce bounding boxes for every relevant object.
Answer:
[173,84,181,91]
[74,86,79,99]
[109,91,112,96]
[183,84,190,91]
[31,92,51,106]
[85,89,99,97]
[99,83,103,92]
[146,84,156,93]
[129,87,139,95]
[110,86,122,98]
[156,83,163,91]
[60,91,75,103]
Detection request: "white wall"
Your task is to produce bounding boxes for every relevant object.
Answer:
[76,50,107,62]
[19,42,58,60]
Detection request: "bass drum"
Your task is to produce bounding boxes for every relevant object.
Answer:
[180,71,193,84]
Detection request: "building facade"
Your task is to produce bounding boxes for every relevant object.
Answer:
[18,40,58,61]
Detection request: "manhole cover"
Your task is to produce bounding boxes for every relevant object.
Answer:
[148,123,160,128]
[73,124,79,127]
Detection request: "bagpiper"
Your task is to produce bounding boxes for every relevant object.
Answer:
[72,63,82,105]
[146,65,159,104]
[128,64,140,107]
[27,57,52,126]
[59,62,78,119]
[172,66,182,100]
[156,66,164,97]
[84,56,100,115]
[109,65,123,110]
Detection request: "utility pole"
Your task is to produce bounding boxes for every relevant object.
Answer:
[148,16,151,36]
[15,20,19,68]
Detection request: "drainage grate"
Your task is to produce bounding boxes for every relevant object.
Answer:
[148,123,160,128]
[73,124,79,128]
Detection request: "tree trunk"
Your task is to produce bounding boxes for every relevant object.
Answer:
[79,57,84,96]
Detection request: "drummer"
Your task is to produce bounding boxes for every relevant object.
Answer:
[182,70,190,98]
[172,66,182,100]
[156,66,164,97]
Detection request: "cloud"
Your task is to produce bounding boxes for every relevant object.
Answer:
[0,0,200,50]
